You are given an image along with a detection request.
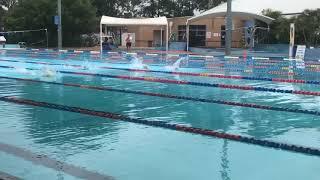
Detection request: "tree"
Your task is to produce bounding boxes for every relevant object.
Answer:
[0,0,17,9]
[91,0,143,18]
[262,9,320,47]
[140,0,225,18]
[91,0,122,17]
[262,9,293,44]
[295,9,320,47]
[5,0,97,46]
[140,0,177,17]
[0,8,6,30]
[61,0,98,45]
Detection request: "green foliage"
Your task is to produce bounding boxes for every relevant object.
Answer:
[3,0,228,47]
[0,0,16,8]
[0,9,5,30]
[5,0,97,46]
[263,8,320,47]
[62,0,97,46]
[295,9,320,47]
[262,9,293,44]
[92,0,225,18]
[91,0,143,17]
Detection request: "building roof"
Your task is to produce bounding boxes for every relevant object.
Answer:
[188,0,320,24]
[100,16,168,26]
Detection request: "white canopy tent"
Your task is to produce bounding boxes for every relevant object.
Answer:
[186,0,320,50]
[0,36,6,42]
[189,0,320,24]
[100,16,169,53]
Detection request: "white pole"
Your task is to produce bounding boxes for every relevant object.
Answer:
[166,24,169,52]
[186,22,190,51]
[57,0,62,49]
[45,29,48,49]
[225,0,232,55]
[100,23,103,57]
[160,27,163,47]
[289,23,295,58]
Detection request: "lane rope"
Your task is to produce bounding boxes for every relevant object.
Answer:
[100,66,320,85]
[1,64,320,97]
[2,58,320,85]
[1,96,319,157]
[1,76,320,116]
[0,142,114,180]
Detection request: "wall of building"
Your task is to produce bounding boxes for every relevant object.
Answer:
[168,16,247,48]
[127,26,167,47]
[123,16,252,48]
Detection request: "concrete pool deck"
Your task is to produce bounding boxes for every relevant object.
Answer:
[0,171,21,180]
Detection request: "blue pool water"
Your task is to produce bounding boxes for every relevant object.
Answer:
[0,50,319,180]
[0,44,21,49]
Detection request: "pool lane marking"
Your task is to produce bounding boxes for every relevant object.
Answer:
[0,171,21,180]
[1,58,320,85]
[1,96,319,157]
[1,64,320,97]
[100,66,320,85]
[1,76,320,117]
[0,142,114,180]
[5,51,320,68]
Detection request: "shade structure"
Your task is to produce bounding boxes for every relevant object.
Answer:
[100,16,168,26]
[0,36,6,42]
[100,16,169,53]
[188,0,320,24]
[186,0,320,51]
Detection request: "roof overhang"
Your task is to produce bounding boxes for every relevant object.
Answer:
[100,16,168,26]
[188,11,274,24]
[187,0,320,25]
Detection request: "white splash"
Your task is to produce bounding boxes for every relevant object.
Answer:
[41,66,56,77]
[165,57,186,71]
[82,58,97,70]
[131,55,149,69]
[15,67,29,74]
[14,66,36,76]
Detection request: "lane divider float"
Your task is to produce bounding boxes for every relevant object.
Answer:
[1,58,320,85]
[0,64,320,97]
[1,76,320,116]
[1,96,319,157]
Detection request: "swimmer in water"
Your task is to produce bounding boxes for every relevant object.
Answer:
[42,67,56,77]
[143,65,149,70]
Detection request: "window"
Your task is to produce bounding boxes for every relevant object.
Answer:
[189,25,206,47]
[178,25,186,41]
[177,25,206,46]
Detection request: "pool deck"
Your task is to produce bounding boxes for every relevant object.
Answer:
[1,45,290,58]
[0,143,114,180]
[0,171,21,180]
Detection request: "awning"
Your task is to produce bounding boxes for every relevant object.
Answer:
[100,16,168,26]
[188,0,320,24]
[0,36,6,42]
[99,16,169,52]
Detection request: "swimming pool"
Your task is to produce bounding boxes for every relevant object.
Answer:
[0,44,21,49]
[0,49,319,180]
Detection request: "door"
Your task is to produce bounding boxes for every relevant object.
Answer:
[189,25,206,47]
[221,25,226,48]
[153,30,164,47]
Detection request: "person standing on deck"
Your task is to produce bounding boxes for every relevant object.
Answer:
[126,34,132,51]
